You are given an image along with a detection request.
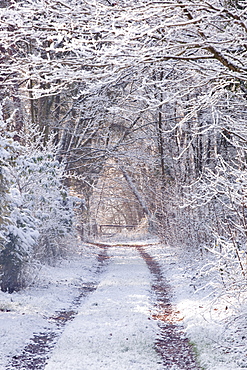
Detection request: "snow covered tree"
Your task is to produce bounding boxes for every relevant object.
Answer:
[9,128,74,264]
[0,103,35,293]
[1,0,247,289]
[0,98,75,291]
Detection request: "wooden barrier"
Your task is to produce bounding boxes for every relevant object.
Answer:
[99,224,138,233]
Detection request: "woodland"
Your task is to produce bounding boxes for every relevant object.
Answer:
[0,0,246,300]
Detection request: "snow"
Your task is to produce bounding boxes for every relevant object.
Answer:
[146,242,247,370]
[0,244,98,369]
[0,239,247,369]
[44,246,162,370]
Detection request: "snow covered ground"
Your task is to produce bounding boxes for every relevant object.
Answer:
[0,244,100,369]
[0,239,246,369]
[146,242,247,370]
[45,246,162,370]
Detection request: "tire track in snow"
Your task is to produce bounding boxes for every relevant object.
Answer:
[44,245,162,370]
[7,242,201,369]
[136,245,201,370]
[80,242,201,369]
[6,245,110,370]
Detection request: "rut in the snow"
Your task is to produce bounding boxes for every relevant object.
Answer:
[136,245,201,370]
[7,245,110,370]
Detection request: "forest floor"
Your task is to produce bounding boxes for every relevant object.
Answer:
[0,238,246,369]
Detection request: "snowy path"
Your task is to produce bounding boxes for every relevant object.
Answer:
[3,243,201,369]
[3,241,247,369]
[44,246,163,370]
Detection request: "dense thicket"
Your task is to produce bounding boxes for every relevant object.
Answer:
[0,0,246,291]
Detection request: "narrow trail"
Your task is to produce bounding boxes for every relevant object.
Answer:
[7,242,201,369]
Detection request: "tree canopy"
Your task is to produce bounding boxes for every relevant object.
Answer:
[0,0,247,291]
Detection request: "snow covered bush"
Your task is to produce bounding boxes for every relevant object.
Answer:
[0,107,75,292]
[9,127,75,265]
[0,126,13,249]
[0,105,36,292]
[184,153,247,292]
